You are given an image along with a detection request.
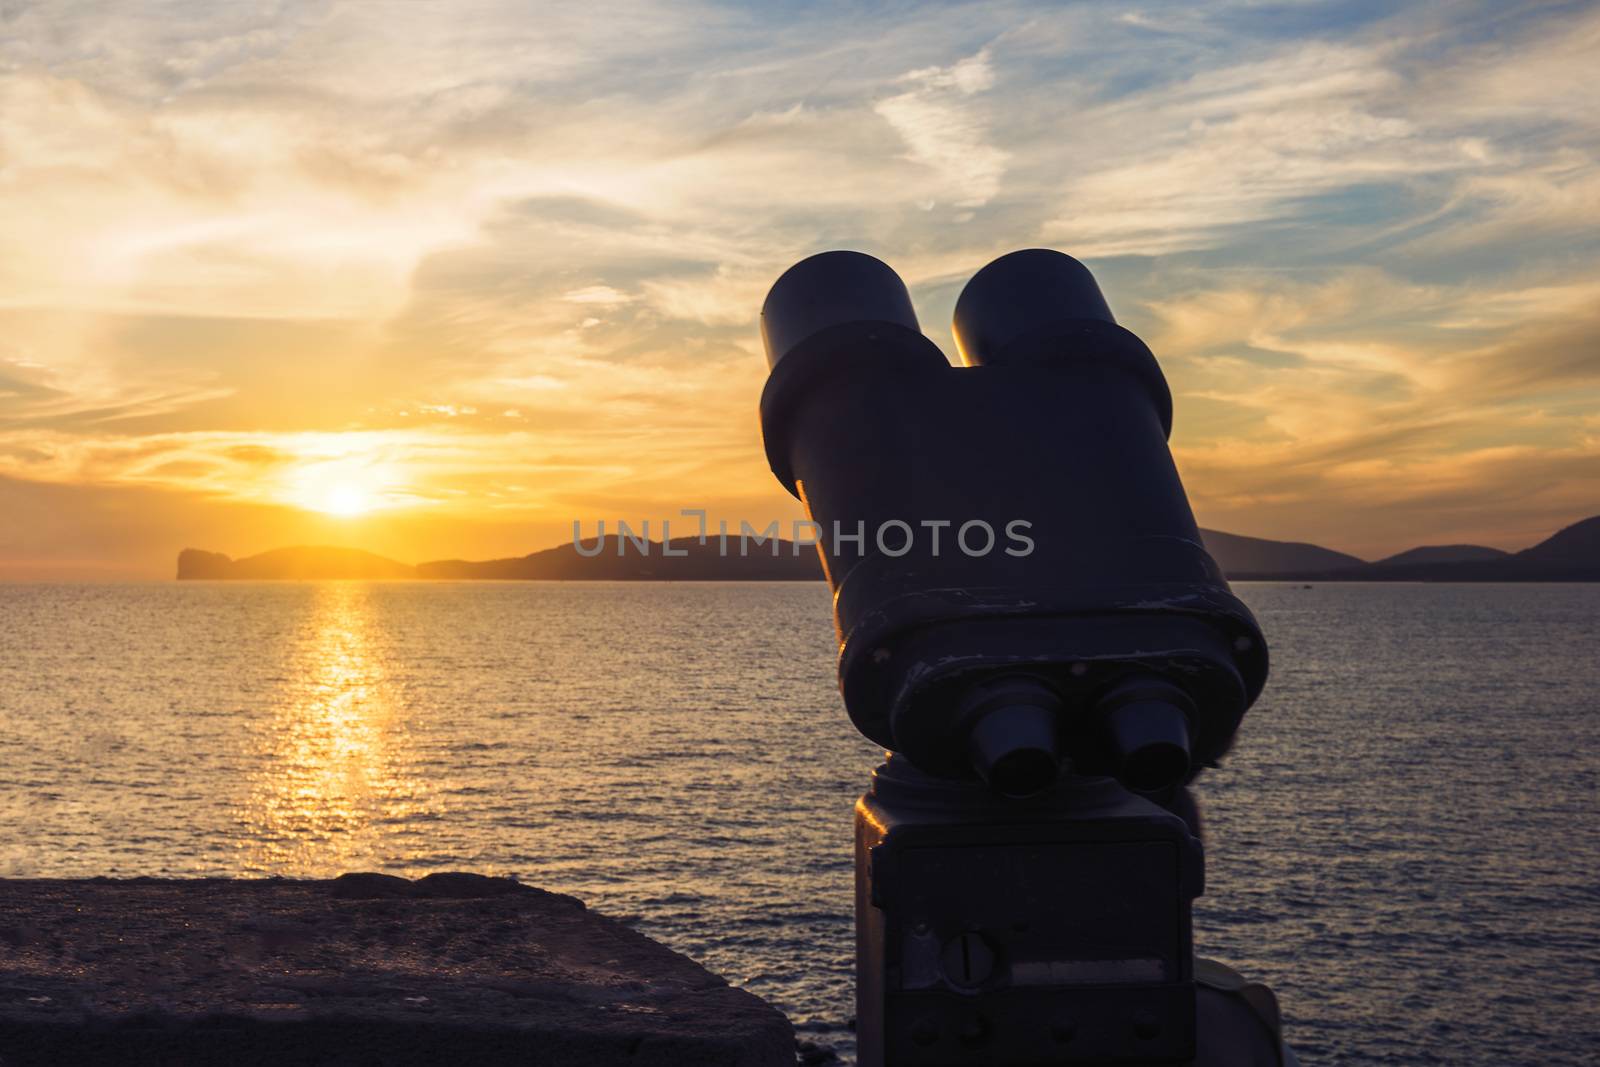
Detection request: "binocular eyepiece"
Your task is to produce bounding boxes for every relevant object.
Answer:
[759,249,1267,798]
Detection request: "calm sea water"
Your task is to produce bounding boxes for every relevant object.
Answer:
[2,581,1597,1064]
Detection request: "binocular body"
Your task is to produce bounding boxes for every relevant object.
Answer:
[760,250,1267,797]
[855,756,1203,1064]
[758,249,1277,1065]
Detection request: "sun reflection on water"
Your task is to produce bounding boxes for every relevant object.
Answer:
[240,582,433,875]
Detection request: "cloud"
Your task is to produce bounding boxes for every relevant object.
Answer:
[875,47,1008,209]
[1139,261,1600,555]
[641,267,768,327]
[562,286,634,306]
[1039,41,1471,255]
[1402,156,1600,255]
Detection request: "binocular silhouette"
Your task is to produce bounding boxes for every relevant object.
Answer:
[759,249,1268,798]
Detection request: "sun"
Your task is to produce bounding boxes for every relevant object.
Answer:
[282,450,404,518]
[319,482,376,517]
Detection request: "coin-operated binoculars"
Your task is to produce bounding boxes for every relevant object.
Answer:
[759,250,1271,1065]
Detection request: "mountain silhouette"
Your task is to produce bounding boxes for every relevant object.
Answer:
[1515,515,1600,565]
[177,546,417,580]
[176,515,1600,582]
[1276,515,1600,581]
[1195,529,1365,577]
[1374,545,1510,566]
[416,537,817,580]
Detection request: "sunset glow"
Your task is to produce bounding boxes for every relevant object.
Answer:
[1,2,1597,577]
[314,484,378,519]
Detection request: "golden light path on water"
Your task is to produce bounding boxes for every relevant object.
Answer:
[240,582,435,874]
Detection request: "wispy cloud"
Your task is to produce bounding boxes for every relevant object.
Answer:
[875,47,1009,209]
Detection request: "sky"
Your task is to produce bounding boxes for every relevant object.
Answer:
[2,0,1597,577]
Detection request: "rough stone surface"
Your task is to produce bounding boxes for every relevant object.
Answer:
[0,873,793,1066]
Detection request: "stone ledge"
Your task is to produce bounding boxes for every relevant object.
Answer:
[0,873,793,1066]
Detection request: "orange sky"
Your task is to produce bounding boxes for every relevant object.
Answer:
[2,2,1597,578]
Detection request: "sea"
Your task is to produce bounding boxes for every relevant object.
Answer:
[2,581,1597,1065]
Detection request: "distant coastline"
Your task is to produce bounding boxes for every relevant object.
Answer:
[176,515,1600,582]
[177,538,821,582]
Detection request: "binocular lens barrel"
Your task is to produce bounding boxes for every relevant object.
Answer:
[961,676,1065,798]
[1098,679,1196,794]
[952,248,1116,367]
[760,251,921,370]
